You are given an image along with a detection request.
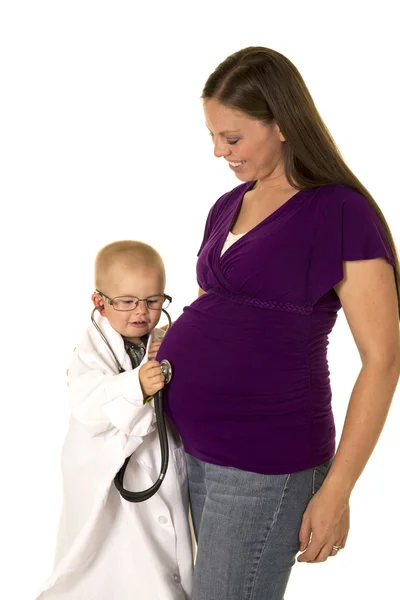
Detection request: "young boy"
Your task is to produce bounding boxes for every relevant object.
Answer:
[36,241,193,599]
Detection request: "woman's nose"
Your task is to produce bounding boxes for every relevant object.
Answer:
[213,139,230,158]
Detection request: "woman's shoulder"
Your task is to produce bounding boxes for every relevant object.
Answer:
[305,184,374,223]
[308,183,369,207]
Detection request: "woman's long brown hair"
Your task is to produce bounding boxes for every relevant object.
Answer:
[202,47,400,314]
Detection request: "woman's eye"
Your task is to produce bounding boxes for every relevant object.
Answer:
[227,139,239,145]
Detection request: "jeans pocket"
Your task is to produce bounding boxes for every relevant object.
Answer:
[312,459,332,495]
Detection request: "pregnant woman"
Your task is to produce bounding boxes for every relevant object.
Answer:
[158,46,400,600]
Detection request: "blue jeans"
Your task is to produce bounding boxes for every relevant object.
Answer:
[186,453,332,600]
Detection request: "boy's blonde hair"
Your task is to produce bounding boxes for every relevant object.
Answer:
[94,241,165,290]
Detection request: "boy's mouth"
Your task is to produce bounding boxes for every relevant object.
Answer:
[129,321,147,327]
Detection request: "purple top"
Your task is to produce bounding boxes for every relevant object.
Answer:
[158,183,393,474]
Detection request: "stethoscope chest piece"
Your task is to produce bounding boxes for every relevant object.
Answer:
[160,359,172,384]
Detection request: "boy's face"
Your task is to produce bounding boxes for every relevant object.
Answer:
[92,263,166,344]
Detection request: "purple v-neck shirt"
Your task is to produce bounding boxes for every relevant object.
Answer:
[158,182,393,474]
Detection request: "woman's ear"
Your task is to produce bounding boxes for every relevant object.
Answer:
[276,123,286,142]
[272,120,286,142]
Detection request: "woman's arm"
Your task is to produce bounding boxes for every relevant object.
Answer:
[298,257,400,563]
[322,258,399,495]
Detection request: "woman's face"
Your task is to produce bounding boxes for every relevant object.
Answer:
[204,99,286,183]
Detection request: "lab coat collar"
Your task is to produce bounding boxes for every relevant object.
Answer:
[91,310,158,373]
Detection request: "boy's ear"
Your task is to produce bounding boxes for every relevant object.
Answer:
[91,293,106,314]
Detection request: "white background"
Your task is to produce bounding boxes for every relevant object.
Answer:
[1,1,399,598]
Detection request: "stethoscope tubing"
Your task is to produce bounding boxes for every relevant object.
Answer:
[114,389,169,501]
[90,307,172,502]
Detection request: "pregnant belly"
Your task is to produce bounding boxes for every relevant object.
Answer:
[157,305,311,428]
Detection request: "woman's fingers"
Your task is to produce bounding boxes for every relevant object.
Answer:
[297,533,324,562]
[298,514,312,552]
[328,538,346,558]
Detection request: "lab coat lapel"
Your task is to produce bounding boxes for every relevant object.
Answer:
[92,313,132,372]
[93,313,160,372]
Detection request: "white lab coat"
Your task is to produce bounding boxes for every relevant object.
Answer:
[36,314,193,600]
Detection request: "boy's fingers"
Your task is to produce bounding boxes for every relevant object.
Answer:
[144,380,165,396]
[148,362,162,375]
[147,373,165,385]
[148,345,162,356]
[142,360,160,372]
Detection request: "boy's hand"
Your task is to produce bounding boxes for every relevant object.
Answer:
[148,340,163,360]
[139,361,165,397]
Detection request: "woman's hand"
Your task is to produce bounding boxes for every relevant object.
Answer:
[297,485,350,563]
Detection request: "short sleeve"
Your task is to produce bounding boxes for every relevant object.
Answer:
[310,187,394,305]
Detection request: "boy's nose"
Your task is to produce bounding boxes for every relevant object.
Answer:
[135,300,148,313]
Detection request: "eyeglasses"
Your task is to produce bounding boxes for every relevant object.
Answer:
[95,289,172,312]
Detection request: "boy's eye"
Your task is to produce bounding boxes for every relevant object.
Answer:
[147,299,160,306]
[121,299,135,305]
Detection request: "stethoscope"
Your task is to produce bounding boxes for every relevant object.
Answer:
[91,307,173,502]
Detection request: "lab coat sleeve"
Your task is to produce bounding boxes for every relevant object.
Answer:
[68,351,155,438]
